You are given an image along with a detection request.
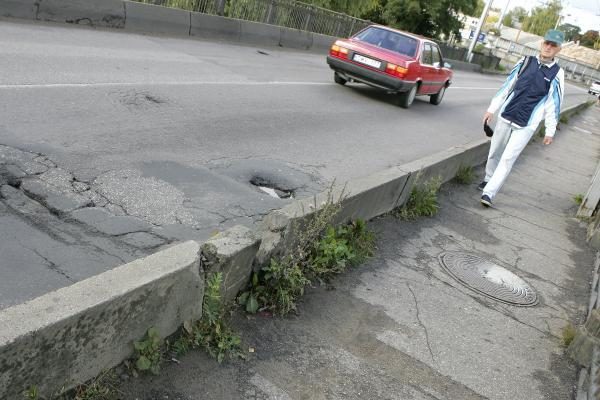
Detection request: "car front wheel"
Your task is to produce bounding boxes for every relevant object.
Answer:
[430,85,446,105]
[398,85,417,108]
[334,72,347,85]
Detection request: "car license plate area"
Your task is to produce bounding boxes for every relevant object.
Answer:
[353,54,381,69]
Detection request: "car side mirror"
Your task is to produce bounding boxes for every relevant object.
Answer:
[444,62,452,69]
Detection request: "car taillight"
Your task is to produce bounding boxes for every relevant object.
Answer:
[386,63,408,78]
[330,44,349,59]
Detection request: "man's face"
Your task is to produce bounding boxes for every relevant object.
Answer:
[540,40,561,59]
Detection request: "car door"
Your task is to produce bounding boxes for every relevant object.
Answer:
[420,43,435,94]
[430,44,446,93]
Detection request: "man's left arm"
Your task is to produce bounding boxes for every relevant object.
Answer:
[543,69,565,145]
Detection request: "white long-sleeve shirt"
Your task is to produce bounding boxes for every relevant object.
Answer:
[487,56,565,137]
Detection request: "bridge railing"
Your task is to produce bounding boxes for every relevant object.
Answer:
[132,0,371,37]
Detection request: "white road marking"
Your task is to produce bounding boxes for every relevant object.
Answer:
[0,81,331,89]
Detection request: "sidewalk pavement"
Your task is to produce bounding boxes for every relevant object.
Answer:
[118,106,600,400]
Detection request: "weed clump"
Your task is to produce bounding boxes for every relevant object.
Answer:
[394,176,442,220]
[239,188,375,316]
[573,193,584,205]
[172,272,242,363]
[561,323,577,347]
[454,165,475,185]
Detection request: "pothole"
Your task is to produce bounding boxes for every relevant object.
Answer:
[439,252,538,306]
[250,176,294,199]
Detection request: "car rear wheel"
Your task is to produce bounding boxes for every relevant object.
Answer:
[398,85,417,109]
[334,72,347,85]
[430,85,446,105]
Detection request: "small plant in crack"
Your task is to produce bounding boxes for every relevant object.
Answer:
[172,272,243,363]
[573,193,584,205]
[133,327,163,375]
[393,174,442,220]
[561,323,577,347]
[454,165,475,185]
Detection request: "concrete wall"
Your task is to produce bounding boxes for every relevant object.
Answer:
[0,241,203,399]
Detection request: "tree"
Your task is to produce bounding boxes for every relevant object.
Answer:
[465,0,484,17]
[502,14,513,28]
[382,0,479,39]
[578,30,599,49]
[522,0,561,36]
[303,0,380,18]
[558,23,581,42]
[510,6,527,23]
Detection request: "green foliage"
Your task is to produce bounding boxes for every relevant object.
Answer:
[502,14,513,28]
[522,0,561,36]
[561,323,577,347]
[381,0,479,39]
[23,386,39,400]
[573,193,584,205]
[579,30,600,50]
[558,23,582,42]
[308,219,375,280]
[239,187,375,315]
[178,273,243,363]
[454,165,475,185]
[559,114,569,124]
[473,43,486,54]
[133,327,163,375]
[394,176,442,220]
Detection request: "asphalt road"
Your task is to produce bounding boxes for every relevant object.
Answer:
[0,18,593,308]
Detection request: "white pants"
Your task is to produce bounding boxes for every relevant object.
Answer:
[483,119,536,199]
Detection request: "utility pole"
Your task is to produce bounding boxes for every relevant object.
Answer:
[466,0,493,62]
[497,0,511,29]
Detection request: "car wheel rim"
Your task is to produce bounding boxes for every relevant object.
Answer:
[408,86,416,105]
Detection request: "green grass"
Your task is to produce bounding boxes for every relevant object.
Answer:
[561,323,577,347]
[394,176,442,220]
[573,193,584,205]
[454,165,475,185]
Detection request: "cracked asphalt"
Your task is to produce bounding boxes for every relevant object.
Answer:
[117,107,600,399]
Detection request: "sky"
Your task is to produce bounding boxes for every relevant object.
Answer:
[491,0,600,32]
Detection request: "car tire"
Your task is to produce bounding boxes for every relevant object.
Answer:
[334,72,347,85]
[430,85,446,105]
[398,85,417,108]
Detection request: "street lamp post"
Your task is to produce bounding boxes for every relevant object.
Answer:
[466,0,493,62]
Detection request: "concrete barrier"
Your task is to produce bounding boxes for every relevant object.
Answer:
[280,28,313,50]
[190,12,241,41]
[37,0,125,28]
[239,20,282,47]
[124,1,190,35]
[0,0,38,19]
[0,241,202,399]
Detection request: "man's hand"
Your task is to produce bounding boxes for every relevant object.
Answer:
[543,136,553,145]
[483,112,493,125]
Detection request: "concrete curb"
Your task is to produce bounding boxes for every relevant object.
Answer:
[0,241,203,399]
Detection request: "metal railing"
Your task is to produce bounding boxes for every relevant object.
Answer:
[132,0,371,37]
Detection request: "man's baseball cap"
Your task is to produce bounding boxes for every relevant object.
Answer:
[544,29,565,45]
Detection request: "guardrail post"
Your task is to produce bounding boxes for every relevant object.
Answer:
[349,18,356,36]
[303,10,312,31]
[215,0,225,16]
[265,0,276,24]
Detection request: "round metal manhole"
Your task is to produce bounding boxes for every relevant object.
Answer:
[439,252,537,306]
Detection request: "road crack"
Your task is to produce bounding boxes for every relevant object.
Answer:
[407,283,436,364]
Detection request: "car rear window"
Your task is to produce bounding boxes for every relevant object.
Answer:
[353,27,418,58]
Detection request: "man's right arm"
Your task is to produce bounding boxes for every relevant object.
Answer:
[483,57,525,123]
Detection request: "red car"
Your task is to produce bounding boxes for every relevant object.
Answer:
[326,25,453,108]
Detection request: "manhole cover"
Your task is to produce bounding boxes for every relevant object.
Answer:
[439,252,537,306]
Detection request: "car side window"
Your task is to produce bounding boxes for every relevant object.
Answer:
[431,45,441,67]
[422,44,433,65]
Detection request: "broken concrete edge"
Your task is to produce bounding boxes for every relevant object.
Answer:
[1,0,481,71]
[0,241,203,399]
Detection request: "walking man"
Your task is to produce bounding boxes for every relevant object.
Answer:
[480,29,565,207]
